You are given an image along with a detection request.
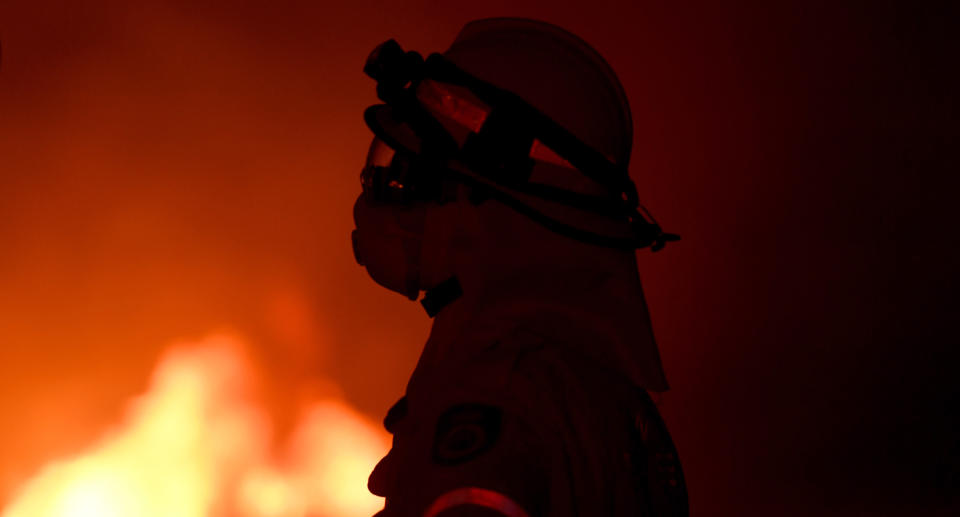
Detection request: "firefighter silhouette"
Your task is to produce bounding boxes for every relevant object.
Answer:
[352,18,687,516]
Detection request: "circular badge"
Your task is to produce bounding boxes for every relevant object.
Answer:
[432,403,502,466]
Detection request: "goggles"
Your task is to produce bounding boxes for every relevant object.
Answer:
[362,135,462,205]
[360,39,679,251]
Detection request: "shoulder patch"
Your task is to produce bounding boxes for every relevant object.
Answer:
[432,403,502,466]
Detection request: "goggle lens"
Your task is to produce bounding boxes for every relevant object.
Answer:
[360,138,430,204]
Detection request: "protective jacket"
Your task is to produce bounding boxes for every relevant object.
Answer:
[367,269,687,516]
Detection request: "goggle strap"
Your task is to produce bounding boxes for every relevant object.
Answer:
[446,162,676,251]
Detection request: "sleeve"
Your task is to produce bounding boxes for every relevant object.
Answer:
[368,394,550,517]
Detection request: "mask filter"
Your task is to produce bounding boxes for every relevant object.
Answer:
[352,194,425,300]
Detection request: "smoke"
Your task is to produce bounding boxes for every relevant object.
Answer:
[1,1,953,515]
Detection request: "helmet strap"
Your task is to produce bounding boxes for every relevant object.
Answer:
[421,276,464,317]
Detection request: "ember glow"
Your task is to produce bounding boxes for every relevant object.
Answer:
[2,335,389,517]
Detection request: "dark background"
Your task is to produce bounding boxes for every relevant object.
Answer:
[0,1,956,515]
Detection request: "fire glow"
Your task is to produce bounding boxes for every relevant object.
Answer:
[2,335,389,517]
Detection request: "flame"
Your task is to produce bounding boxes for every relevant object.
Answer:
[2,335,390,517]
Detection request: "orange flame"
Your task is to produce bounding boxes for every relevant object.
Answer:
[2,335,389,517]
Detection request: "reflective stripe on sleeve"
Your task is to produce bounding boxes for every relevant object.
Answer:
[422,487,532,517]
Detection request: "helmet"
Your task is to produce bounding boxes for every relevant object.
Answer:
[352,18,678,302]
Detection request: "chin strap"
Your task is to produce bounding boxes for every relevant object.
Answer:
[421,276,464,317]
